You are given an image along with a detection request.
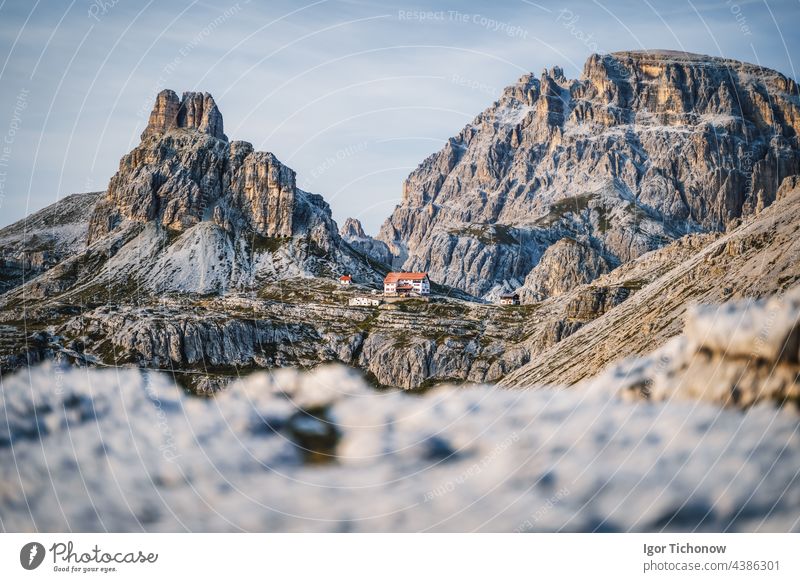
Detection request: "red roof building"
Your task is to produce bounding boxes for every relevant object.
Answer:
[383,272,430,296]
[339,275,352,285]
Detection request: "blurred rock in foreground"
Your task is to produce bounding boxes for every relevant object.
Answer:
[585,285,800,408]
[3,284,800,533]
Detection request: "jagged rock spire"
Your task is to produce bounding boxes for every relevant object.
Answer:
[87,88,340,253]
[141,89,227,141]
[340,217,367,239]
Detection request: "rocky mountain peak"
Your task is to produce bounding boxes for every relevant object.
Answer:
[340,217,367,239]
[89,89,296,242]
[378,51,800,299]
[518,237,612,303]
[141,89,227,141]
[78,88,381,292]
[339,217,393,267]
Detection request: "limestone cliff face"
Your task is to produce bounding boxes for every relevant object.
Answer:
[87,131,229,240]
[379,50,800,298]
[224,143,295,238]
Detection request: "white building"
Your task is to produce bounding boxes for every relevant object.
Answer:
[498,292,520,306]
[384,272,430,296]
[349,296,381,306]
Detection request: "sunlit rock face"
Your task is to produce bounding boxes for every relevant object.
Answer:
[224,143,295,238]
[141,89,226,141]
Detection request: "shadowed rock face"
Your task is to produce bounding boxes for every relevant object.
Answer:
[378,50,800,298]
[339,217,393,266]
[518,237,612,302]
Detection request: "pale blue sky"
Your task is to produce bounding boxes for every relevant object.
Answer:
[0,0,798,233]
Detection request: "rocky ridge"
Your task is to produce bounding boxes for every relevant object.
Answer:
[503,177,800,387]
[2,281,530,391]
[0,192,103,293]
[582,284,800,409]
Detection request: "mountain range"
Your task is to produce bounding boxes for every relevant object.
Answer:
[1,49,799,391]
